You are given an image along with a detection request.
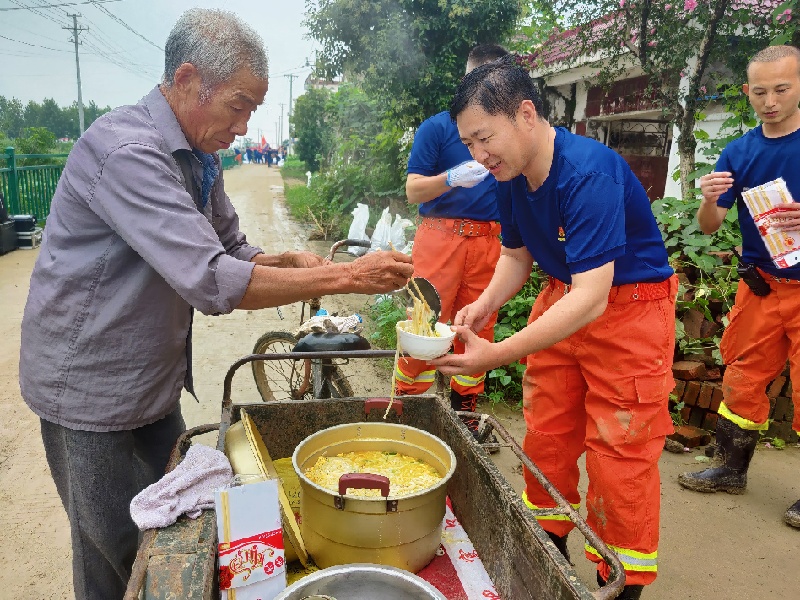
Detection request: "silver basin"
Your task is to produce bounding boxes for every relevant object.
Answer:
[274,563,447,600]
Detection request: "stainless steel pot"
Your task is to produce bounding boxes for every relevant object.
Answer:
[274,563,447,599]
[292,422,456,573]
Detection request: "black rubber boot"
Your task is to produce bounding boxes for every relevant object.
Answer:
[597,572,644,599]
[677,417,759,494]
[450,389,479,432]
[785,499,800,529]
[546,532,571,563]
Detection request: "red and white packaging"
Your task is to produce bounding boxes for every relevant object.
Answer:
[742,178,800,268]
[216,477,287,600]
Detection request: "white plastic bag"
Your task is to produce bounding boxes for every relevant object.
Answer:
[369,207,392,252]
[347,203,370,256]
[389,214,414,254]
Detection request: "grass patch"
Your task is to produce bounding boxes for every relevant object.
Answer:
[283,182,315,223]
[280,156,308,181]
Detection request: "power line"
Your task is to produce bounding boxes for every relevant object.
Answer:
[89,1,163,52]
[0,32,72,52]
[0,0,120,10]
[7,0,64,25]
[3,0,159,87]
[28,0,163,80]
[8,22,75,45]
[78,12,162,76]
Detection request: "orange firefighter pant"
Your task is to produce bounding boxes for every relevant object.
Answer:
[522,275,678,586]
[718,274,800,433]
[395,220,501,396]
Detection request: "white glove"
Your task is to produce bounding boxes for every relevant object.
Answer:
[445,160,490,188]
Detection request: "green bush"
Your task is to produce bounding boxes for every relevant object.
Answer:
[280,156,308,181]
[484,269,547,406]
[367,294,406,349]
[652,193,741,363]
[283,178,351,240]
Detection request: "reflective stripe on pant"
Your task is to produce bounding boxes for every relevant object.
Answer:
[521,275,678,586]
[395,222,501,395]
[719,278,800,434]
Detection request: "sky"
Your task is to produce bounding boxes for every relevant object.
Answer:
[1,0,319,147]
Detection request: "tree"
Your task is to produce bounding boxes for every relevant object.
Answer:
[14,127,58,165]
[24,98,63,138]
[0,96,112,141]
[291,87,333,171]
[0,97,25,139]
[526,0,783,198]
[304,0,523,128]
[509,1,563,53]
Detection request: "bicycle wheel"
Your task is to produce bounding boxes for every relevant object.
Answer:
[251,331,311,401]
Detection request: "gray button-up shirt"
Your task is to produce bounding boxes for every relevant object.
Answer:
[19,86,262,431]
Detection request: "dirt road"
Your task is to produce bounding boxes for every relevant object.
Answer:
[1,164,798,599]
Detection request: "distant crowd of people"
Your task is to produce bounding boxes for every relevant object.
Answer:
[233,146,284,166]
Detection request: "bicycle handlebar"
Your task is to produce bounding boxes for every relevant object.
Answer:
[326,238,371,261]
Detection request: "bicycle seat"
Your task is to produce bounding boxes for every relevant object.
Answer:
[292,332,371,352]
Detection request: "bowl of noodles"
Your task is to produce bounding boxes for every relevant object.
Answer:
[396,320,455,360]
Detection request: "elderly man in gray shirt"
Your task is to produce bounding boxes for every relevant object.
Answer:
[19,9,413,600]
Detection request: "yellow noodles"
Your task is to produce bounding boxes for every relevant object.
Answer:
[405,277,438,337]
[304,450,443,498]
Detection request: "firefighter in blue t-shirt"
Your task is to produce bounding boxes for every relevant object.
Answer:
[679,45,800,530]
[432,58,677,599]
[397,44,508,435]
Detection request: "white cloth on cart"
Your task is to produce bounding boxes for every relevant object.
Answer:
[130,444,233,530]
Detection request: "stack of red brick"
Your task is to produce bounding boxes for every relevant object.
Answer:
[669,360,797,446]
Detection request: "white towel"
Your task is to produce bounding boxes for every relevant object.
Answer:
[130,444,233,530]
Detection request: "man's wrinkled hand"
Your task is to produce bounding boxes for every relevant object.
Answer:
[446,160,490,189]
[347,250,414,293]
[699,171,733,204]
[284,251,326,269]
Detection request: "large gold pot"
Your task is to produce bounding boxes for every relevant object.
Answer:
[293,422,456,573]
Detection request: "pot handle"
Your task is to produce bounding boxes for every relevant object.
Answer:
[364,398,404,417]
[338,473,390,497]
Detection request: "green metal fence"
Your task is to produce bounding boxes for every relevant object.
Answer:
[1,147,68,222]
[0,146,238,222]
[219,149,238,170]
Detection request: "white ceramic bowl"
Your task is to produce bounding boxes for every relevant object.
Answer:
[396,320,455,360]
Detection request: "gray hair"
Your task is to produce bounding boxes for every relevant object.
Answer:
[162,9,268,93]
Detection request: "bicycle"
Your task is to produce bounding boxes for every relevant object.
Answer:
[251,238,373,401]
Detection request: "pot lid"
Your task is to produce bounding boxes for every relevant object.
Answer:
[241,408,309,566]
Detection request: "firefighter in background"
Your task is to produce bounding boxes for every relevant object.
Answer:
[679,45,800,529]
[396,44,508,433]
[433,58,678,599]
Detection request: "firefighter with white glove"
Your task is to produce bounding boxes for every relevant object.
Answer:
[446,160,491,188]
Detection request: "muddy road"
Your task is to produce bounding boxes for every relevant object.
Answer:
[0,164,797,599]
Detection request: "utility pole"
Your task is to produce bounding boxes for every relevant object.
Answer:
[278,103,285,152]
[284,74,299,155]
[275,122,279,150]
[63,14,88,136]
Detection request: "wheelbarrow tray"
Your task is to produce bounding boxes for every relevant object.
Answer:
[129,395,602,600]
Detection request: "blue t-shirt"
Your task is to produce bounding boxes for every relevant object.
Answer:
[407,111,500,221]
[716,125,800,278]
[499,128,673,285]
